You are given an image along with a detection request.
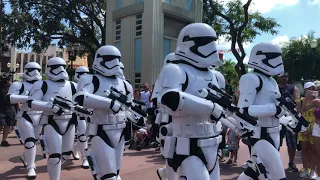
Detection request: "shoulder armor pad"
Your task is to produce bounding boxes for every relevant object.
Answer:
[239,73,260,94]
[213,70,225,89]
[70,82,77,95]
[8,82,23,95]
[77,74,93,91]
[160,64,186,88]
[123,80,133,96]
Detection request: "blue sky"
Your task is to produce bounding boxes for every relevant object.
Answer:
[4,0,320,58]
[217,0,320,63]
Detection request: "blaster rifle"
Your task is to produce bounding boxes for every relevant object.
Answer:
[106,87,147,118]
[207,83,258,126]
[277,91,309,132]
[52,96,93,117]
[198,83,258,136]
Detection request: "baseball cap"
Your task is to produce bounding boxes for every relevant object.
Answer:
[304,82,316,89]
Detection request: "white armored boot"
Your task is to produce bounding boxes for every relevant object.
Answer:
[27,167,36,179]
[82,156,89,169]
[157,166,168,180]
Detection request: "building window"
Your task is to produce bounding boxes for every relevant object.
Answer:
[115,20,121,41]
[114,42,121,51]
[116,0,122,10]
[163,38,171,61]
[134,38,142,88]
[136,14,142,37]
[186,0,193,12]
[136,0,143,3]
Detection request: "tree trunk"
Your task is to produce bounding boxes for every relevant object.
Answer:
[235,57,246,79]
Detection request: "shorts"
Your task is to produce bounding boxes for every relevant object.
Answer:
[285,130,297,148]
[218,132,226,149]
[0,113,16,126]
[312,123,320,137]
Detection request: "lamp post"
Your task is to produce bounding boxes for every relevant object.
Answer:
[310,40,318,78]
[6,62,19,82]
[67,44,82,80]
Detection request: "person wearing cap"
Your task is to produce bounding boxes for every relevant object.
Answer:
[299,82,318,179]
[277,71,301,172]
[299,80,320,180]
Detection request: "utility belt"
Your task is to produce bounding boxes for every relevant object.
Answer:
[251,125,281,139]
[40,114,73,124]
[90,113,126,124]
[16,110,42,118]
[173,122,219,138]
[86,123,126,136]
[163,135,222,159]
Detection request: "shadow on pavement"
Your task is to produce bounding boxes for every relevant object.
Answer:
[124,149,160,157]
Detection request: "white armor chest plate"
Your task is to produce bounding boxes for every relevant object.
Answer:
[253,73,281,127]
[172,64,221,138]
[182,64,220,95]
[42,80,67,102]
[91,74,127,125]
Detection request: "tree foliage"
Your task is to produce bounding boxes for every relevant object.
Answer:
[203,0,280,78]
[216,59,239,90]
[3,0,106,66]
[282,33,320,82]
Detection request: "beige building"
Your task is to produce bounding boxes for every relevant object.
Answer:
[2,45,88,80]
[105,0,203,88]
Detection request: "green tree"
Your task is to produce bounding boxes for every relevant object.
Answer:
[203,0,280,78]
[3,0,106,66]
[216,59,238,89]
[282,33,320,82]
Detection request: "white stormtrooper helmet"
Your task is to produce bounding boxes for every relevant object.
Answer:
[175,23,220,68]
[45,57,69,81]
[116,62,125,80]
[248,42,284,76]
[163,53,177,67]
[74,66,89,82]
[93,45,121,77]
[23,62,42,82]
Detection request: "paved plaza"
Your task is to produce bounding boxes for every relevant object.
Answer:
[0,132,303,180]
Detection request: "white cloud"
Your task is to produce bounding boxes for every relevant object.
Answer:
[271,35,290,46]
[220,0,300,13]
[309,0,320,5]
[217,35,251,50]
[296,35,308,41]
[243,57,249,64]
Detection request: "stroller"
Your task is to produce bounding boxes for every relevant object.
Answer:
[129,107,160,151]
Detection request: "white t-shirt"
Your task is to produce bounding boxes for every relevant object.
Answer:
[140,90,152,110]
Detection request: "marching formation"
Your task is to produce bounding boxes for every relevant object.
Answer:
[6,23,310,180]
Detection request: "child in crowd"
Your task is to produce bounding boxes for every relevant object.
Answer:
[226,127,240,166]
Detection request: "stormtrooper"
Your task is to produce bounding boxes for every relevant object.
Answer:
[152,52,176,180]
[73,45,141,180]
[27,57,77,180]
[71,66,90,169]
[155,23,245,180]
[237,42,287,180]
[6,62,42,179]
